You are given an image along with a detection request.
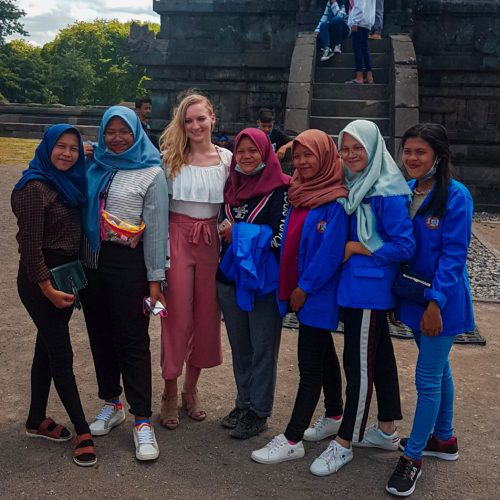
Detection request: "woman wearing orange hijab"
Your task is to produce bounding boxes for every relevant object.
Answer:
[251,129,349,467]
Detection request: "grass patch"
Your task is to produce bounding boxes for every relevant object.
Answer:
[0,137,39,165]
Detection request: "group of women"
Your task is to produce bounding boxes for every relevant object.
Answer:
[12,91,474,497]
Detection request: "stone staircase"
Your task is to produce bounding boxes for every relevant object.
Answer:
[310,38,392,148]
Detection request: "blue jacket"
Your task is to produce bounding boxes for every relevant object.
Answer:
[220,222,279,312]
[279,201,348,331]
[338,195,416,309]
[397,180,475,336]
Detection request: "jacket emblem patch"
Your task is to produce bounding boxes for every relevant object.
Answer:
[316,220,327,233]
[425,216,440,229]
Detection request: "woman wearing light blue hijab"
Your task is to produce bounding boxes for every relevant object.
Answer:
[80,106,169,462]
[309,120,416,477]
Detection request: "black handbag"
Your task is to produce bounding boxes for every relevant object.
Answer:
[392,267,432,306]
[50,260,88,310]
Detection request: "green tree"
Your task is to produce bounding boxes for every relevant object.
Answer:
[43,19,159,105]
[48,48,96,105]
[0,0,27,45]
[0,40,54,103]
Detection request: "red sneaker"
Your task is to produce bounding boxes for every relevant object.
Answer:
[399,434,459,461]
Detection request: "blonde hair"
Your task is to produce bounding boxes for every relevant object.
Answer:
[159,91,215,178]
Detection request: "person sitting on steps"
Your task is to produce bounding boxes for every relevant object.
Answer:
[315,0,350,62]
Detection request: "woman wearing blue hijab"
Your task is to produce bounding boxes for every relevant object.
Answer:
[80,106,169,462]
[12,124,96,467]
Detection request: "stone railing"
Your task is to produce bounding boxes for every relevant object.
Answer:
[283,32,317,135]
[388,34,419,156]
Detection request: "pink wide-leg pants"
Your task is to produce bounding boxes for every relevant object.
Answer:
[160,212,222,380]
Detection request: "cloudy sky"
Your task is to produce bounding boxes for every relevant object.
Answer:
[12,0,160,46]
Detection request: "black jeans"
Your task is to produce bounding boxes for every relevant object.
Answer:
[337,308,402,443]
[284,323,343,443]
[81,242,152,417]
[18,253,90,435]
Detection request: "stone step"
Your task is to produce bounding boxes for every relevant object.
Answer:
[315,67,388,84]
[311,99,389,118]
[309,116,391,136]
[318,52,388,68]
[313,82,389,100]
[0,122,98,141]
[0,114,101,126]
[338,38,390,53]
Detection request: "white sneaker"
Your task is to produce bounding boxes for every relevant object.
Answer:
[133,422,159,461]
[310,440,353,476]
[251,434,305,464]
[320,47,334,62]
[303,416,342,442]
[354,423,400,450]
[89,402,126,436]
[333,44,342,54]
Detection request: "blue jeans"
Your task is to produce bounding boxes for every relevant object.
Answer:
[404,331,455,461]
[319,17,349,50]
[351,27,372,72]
[373,0,384,34]
[217,282,282,418]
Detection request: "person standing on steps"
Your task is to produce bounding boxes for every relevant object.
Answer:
[315,0,350,62]
[386,124,474,497]
[309,119,415,477]
[251,129,349,467]
[158,92,232,431]
[347,0,376,84]
[12,124,96,467]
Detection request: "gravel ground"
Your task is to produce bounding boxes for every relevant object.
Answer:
[1,161,500,499]
[468,235,500,300]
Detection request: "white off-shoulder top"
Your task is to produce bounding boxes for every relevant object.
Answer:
[168,146,232,219]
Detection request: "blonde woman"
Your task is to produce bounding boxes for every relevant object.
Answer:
[159,92,232,429]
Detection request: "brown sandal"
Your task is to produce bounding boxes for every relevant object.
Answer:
[159,393,179,429]
[182,390,206,421]
[26,417,72,442]
[73,433,97,467]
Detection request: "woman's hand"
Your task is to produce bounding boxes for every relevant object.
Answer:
[39,280,75,309]
[420,301,443,337]
[219,224,233,244]
[83,143,94,157]
[351,24,358,32]
[149,281,167,308]
[290,287,307,312]
[343,241,371,262]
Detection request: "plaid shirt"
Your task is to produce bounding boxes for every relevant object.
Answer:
[11,180,81,283]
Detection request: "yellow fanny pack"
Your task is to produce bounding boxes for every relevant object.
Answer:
[100,209,145,248]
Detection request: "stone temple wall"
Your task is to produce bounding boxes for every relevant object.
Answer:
[387,0,500,209]
[130,0,300,136]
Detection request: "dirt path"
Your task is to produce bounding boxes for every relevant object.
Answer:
[1,162,499,499]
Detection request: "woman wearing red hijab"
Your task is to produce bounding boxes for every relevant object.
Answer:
[217,128,290,440]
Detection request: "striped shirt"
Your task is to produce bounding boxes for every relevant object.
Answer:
[83,167,169,282]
